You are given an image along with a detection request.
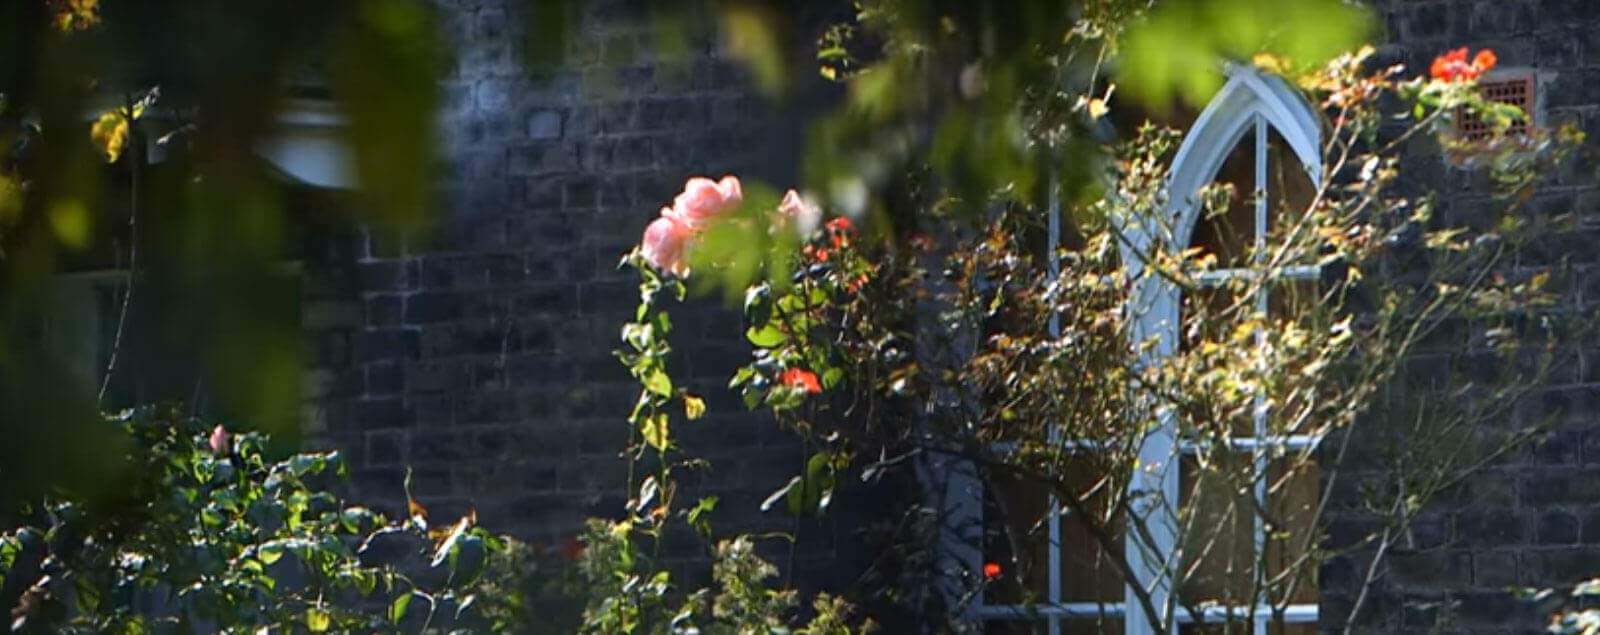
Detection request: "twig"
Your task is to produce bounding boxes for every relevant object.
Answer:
[98,101,140,406]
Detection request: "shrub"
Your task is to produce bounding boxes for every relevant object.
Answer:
[0,406,538,633]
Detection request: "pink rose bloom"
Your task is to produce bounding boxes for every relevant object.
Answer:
[778,189,821,236]
[209,424,231,455]
[640,213,693,276]
[666,175,743,230]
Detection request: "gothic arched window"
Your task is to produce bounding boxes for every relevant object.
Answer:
[974,64,1326,635]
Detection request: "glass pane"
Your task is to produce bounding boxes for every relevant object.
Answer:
[1263,128,1318,243]
[983,456,1127,609]
[1188,126,1258,269]
[1177,456,1321,627]
[1182,622,1318,635]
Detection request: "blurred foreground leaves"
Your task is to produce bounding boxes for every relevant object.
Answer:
[663,0,1371,294]
[0,0,443,512]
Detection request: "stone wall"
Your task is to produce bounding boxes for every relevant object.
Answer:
[300,0,869,588]
[1322,2,1600,632]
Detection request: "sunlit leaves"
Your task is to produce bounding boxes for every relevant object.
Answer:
[1119,0,1371,108]
[0,408,523,631]
[87,89,158,164]
[88,111,129,163]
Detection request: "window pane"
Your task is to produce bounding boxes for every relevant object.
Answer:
[1177,455,1321,626]
[1183,622,1318,635]
[983,457,1127,609]
[1189,126,1258,269]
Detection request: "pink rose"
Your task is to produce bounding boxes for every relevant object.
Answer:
[666,175,743,230]
[640,213,693,276]
[778,189,821,236]
[209,424,231,455]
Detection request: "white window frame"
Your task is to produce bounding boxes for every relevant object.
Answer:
[970,65,1326,635]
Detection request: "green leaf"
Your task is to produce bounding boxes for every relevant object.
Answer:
[687,496,718,538]
[258,544,284,565]
[388,592,412,624]
[821,367,845,390]
[787,453,841,517]
[719,5,787,97]
[1119,0,1370,107]
[745,324,786,348]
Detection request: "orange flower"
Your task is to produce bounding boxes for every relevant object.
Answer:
[1430,47,1497,82]
[780,368,822,394]
[1473,49,1497,74]
[846,273,869,293]
[983,562,1002,579]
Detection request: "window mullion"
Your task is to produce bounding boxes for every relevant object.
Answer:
[1046,170,1063,635]
[1251,114,1271,635]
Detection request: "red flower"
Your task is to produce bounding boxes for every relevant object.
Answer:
[780,368,822,394]
[983,562,1002,579]
[826,217,854,233]
[1430,47,1497,82]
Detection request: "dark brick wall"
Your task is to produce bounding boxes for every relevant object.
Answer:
[301,0,867,587]
[1322,2,1600,632]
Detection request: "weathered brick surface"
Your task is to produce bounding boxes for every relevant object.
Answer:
[304,0,857,583]
[1323,2,1600,632]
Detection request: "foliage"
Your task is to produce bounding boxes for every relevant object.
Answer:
[0,407,536,633]
[0,0,446,509]
[1537,580,1600,635]
[590,242,875,634]
[628,5,1591,631]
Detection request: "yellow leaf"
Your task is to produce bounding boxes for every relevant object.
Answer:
[1252,52,1291,75]
[306,607,331,632]
[642,412,669,451]
[89,110,128,163]
[683,393,706,421]
[1530,271,1550,290]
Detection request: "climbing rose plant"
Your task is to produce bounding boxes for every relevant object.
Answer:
[607,36,1589,632]
[567,178,874,633]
